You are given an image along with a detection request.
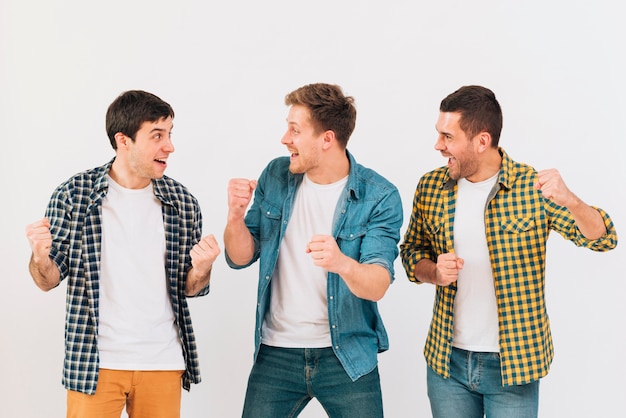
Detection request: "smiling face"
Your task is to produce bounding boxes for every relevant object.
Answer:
[112,116,175,189]
[281,105,325,176]
[434,111,481,181]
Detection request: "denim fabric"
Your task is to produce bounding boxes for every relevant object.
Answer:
[242,345,383,418]
[226,150,403,382]
[427,347,540,418]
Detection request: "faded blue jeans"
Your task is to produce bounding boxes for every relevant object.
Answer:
[242,345,384,418]
[427,347,540,418]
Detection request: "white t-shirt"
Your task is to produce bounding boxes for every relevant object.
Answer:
[261,174,347,348]
[452,172,500,353]
[98,175,184,370]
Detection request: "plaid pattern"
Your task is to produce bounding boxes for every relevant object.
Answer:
[400,148,617,386]
[46,159,208,394]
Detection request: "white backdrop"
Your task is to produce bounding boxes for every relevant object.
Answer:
[1,1,624,417]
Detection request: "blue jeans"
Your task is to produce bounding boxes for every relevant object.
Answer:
[427,347,539,418]
[242,345,384,418]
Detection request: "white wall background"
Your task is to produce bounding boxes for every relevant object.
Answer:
[1,1,624,417]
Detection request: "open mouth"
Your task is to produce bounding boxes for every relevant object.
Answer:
[155,158,167,165]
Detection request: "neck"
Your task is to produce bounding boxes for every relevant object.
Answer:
[307,150,350,185]
[109,159,151,189]
[467,147,502,183]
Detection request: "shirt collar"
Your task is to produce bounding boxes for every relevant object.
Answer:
[345,149,360,200]
[99,157,171,205]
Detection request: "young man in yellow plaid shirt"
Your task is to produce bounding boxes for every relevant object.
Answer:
[400,85,617,418]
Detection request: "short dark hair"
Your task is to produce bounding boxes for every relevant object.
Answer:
[285,83,356,148]
[105,90,175,149]
[440,85,502,147]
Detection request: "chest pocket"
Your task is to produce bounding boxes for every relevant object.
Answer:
[336,224,367,258]
[497,217,543,258]
[425,218,448,253]
[259,199,282,242]
[425,219,442,235]
[501,217,536,233]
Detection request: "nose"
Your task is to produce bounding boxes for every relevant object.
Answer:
[281,130,291,145]
[434,135,445,151]
[164,137,175,153]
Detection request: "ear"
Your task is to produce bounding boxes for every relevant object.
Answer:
[322,130,335,149]
[476,131,492,152]
[115,133,128,149]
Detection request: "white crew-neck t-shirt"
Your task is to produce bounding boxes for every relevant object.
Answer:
[262,174,347,348]
[452,172,500,353]
[98,175,184,370]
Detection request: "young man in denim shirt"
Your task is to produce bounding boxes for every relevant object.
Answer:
[224,83,403,417]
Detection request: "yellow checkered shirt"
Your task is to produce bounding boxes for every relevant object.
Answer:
[400,148,618,386]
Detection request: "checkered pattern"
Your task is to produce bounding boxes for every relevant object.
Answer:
[400,148,617,386]
[46,159,208,394]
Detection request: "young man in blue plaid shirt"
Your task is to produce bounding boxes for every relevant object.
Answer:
[25,90,220,418]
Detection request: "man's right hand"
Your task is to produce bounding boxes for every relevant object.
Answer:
[435,252,464,286]
[25,217,60,291]
[25,218,53,261]
[227,178,257,221]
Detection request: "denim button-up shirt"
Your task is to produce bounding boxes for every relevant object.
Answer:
[226,150,403,381]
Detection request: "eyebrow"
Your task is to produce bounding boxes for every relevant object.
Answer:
[435,124,446,134]
[150,125,173,134]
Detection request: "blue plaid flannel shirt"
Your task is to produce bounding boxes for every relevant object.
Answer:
[45,158,209,394]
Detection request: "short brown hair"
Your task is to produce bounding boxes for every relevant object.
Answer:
[440,85,503,146]
[285,83,356,148]
[105,90,174,150]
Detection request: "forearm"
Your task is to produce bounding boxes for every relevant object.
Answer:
[223,218,255,266]
[567,196,607,240]
[28,254,60,291]
[414,259,438,285]
[185,266,211,296]
[337,261,390,302]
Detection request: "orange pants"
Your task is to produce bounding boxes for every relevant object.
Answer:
[66,369,184,418]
